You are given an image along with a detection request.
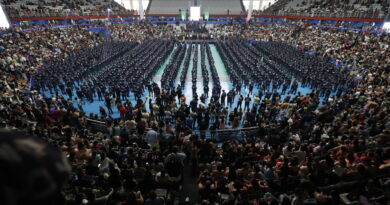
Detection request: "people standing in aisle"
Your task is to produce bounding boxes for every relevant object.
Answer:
[220,90,226,106]
[105,95,114,115]
[237,94,243,109]
[244,94,251,111]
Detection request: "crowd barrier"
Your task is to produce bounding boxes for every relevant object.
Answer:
[256,11,386,19]
[8,11,385,25]
[85,118,259,142]
[179,40,217,43]
[149,20,245,24]
[193,126,259,142]
[86,118,108,134]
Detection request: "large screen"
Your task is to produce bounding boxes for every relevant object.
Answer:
[0,5,10,28]
[190,6,201,21]
[383,22,390,32]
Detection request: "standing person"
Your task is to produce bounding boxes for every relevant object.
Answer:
[220,90,226,106]
[96,87,103,101]
[119,105,127,120]
[147,82,153,97]
[237,94,243,109]
[144,127,159,148]
[176,85,182,102]
[66,87,73,99]
[200,93,206,104]
[105,95,113,115]
[180,95,186,105]
[233,112,241,128]
[248,83,254,95]
[75,97,83,112]
[99,106,107,119]
[204,85,209,97]
[218,116,225,130]
[253,95,260,107]
[190,143,199,177]
[164,146,185,185]
[244,94,251,110]
[227,90,233,107]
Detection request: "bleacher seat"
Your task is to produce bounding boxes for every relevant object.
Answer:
[148,0,244,15]
[261,0,388,17]
[148,0,189,15]
[1,0,128,17]
[202,0,243,14]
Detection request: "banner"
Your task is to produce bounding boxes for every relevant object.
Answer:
[204,11,209,21]
[181,11,186,21]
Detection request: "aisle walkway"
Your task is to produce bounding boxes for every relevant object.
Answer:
[203,45,215,104]
[178,164,200,204]
[182,45,196,104]
[195,44,203,97]
[210,44,231,94]
[175,45,189,82]
[153,46,178,88]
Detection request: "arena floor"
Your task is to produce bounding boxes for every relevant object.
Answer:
[44,43,317,119]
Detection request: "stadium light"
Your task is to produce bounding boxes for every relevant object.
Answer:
[0,4,10,29]
[383,22,390,32]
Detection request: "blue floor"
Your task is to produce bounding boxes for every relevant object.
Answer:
[43,44,332,119]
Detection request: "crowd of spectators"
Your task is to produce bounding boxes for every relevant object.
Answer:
[109,23,179,41]
[2,0,389,18]
[1,0,133,18]
[256,0,389,18]
[0,21,389,205]
[286,0,389,14]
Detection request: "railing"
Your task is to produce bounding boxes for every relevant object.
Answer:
[178,39,217,43]
[85,118,259,142]
[6,9,386,19]
[193,126,259,142]
[86,118,108,133]
[253,10,386,19]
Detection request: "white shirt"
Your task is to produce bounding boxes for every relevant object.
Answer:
[144,129,158,146]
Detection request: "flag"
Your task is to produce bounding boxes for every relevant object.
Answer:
[204,11,209,21]
[181,11,186,21]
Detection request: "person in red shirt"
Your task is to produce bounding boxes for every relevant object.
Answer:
[43,115,53,124]
[53,107,62,119]
[119,105,127,120]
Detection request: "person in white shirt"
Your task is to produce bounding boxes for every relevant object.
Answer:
[144,128,159,148]
[253,95,260,106]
